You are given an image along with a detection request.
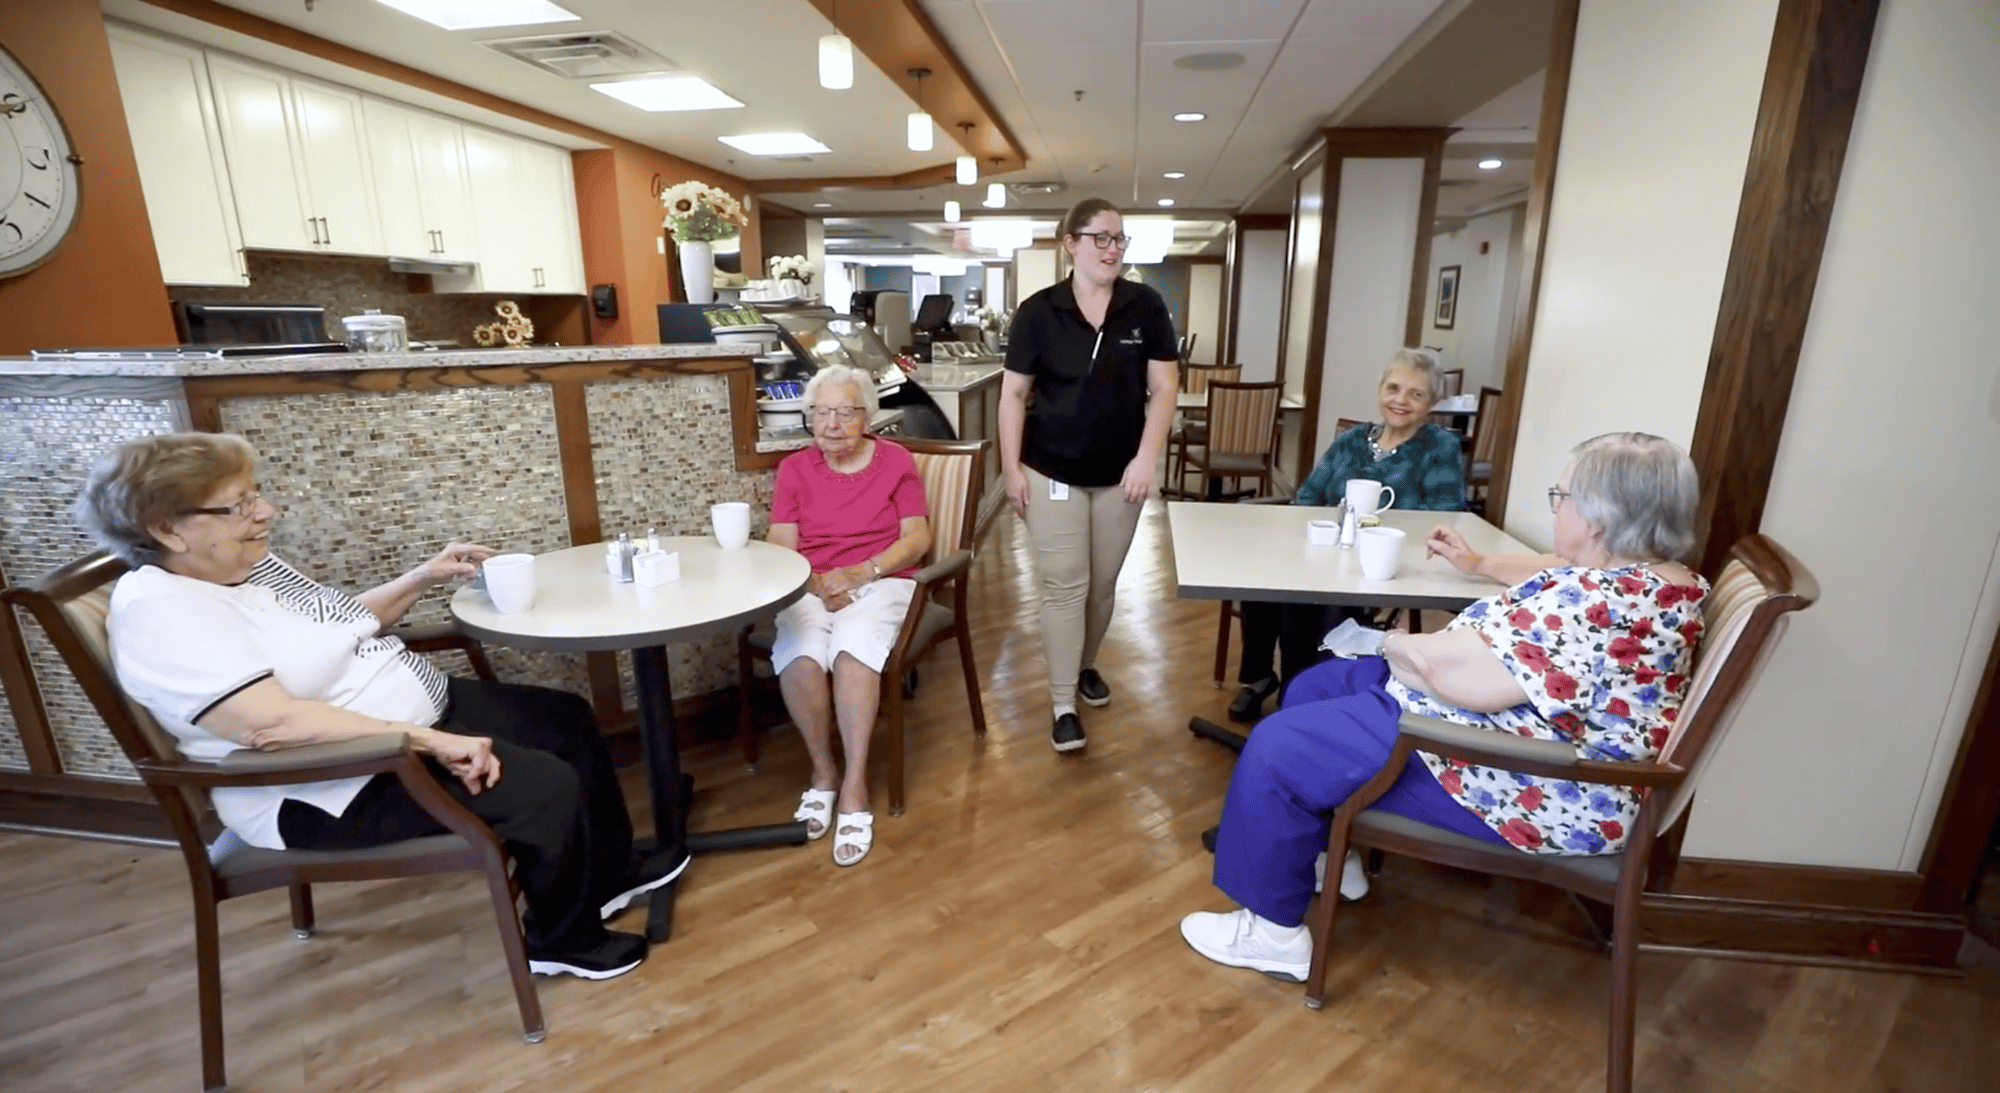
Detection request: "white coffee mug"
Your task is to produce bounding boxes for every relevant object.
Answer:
[1344,478,1397,517]
[1357,527,1407,581]
[482,553,536,614]
[711,501,752,550]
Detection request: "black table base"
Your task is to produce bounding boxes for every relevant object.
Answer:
[1189,716,1247,754]
[632,645,808,943]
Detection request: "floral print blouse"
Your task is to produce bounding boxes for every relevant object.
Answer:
[1386,565,1710,855]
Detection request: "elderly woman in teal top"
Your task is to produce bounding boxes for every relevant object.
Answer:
[1230,349,1465,722]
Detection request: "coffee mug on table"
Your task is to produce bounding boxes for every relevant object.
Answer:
[1344,478,1397,517]
[1357,527,1407,581]
[482,553,537,614]
[711,501,752,550]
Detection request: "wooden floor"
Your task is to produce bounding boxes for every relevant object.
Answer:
[4,502,1996,1093]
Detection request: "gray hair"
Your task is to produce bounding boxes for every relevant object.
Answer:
[1567,432,1700,561]
[802,364,879,419]
[1380,347,1444,410]
[75,432,259,567]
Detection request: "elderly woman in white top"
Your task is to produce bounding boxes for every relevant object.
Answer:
[78,432,667,980]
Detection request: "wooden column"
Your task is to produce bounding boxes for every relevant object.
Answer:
[1686,0,1883,574]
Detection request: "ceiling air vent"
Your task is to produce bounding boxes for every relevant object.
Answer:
[1008,180,1067,197]
[481,32,672,80]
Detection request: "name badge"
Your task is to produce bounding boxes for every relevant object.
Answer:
[1049,479,1070,501]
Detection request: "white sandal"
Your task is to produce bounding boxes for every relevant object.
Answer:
[794,788,836,840]
[832,810,874,867]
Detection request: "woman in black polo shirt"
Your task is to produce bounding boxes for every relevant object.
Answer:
[999,197,1180,753]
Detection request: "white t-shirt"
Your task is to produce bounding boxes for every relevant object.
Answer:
[108,555,448,850]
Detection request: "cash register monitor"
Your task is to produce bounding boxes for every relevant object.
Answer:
[913,294,955,339]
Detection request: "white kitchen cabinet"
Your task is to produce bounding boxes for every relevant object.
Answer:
[104,27,246,286]
[206,56,382,256]
[362,97,475,261]
[453,126,585,295]
[516,139,584,294]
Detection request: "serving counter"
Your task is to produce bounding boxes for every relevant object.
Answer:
[0,344,805,818]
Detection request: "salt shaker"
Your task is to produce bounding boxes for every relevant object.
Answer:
[615,533,636,582]
[1338,505,1359,548]
[646,526,661,554]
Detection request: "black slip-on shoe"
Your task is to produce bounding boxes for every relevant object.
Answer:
[1077,668,1111,707]
[1051,711,1088,753]
[599,849,690,921]
[1227,677,1278,724]
[528,930,648,981]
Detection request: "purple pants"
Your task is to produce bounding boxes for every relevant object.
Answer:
[1213,656,1510,926]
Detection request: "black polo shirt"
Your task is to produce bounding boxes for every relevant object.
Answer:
[1004,275,1179,488]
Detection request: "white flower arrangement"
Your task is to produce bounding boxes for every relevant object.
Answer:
[767,254,815,286]
[660,180,748,243]
[974,305,1010,333]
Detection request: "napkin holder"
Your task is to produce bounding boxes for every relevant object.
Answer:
[1306,519,1341,547]
[634,550,680,587]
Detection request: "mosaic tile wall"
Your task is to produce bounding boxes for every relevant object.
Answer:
[586,376,780,703]
[0,392,185,776]
[219,384,590,698]
[171,252,569,346]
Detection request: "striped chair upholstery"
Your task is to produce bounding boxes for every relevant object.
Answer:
[1169,364,1241,495]
[1183,380,1283,498]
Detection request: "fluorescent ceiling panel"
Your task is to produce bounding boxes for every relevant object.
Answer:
[590,75,744,112]
[1124,218,1175,264]
[718,132,832,156]
[372,0,580,32]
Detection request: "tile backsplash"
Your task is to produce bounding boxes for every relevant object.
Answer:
[171,251,579,346]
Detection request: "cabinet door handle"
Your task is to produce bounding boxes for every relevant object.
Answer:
[320,218,331,246]
[307,217,321,245]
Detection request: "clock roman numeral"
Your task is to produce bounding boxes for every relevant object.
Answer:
[24,147,52,171]
[23,191,50,210]
[0,217,22,244]
[0,93,25,118]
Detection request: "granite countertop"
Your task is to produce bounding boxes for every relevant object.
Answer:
[919,362,1006,392]
[0,344,756,379]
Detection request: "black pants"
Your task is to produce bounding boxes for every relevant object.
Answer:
[277,677,633,954]
[1236,602,1375,688]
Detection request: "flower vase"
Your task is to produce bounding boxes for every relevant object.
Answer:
[678,240,715,304]
[778,277,805,300]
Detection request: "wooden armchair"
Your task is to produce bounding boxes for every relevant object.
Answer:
[1168,363,1241,494]
[1302,534,1819,1093]
[1180,380,1283,501]
[737,437,991,815]
[2,553,544,1093]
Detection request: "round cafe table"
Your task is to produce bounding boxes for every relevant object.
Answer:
[451,538,811,943]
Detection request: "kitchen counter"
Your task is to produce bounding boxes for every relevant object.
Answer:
[0,343,753,378]
[918,361,1006,392]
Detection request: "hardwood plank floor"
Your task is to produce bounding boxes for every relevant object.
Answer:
[2,502,1995,1092]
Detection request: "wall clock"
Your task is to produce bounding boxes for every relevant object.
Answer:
[0,44,83,279]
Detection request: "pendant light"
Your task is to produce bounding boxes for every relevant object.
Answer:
[944,199,961,223]
[906,67,933,152]
[955,122,977,185]
[983,156,1005,208]
[818,0,852,89]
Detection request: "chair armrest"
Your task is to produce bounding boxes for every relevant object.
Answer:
[394,621,467,650]
[913,550,972,586]
[139,734,422,789]
[218,734,410,773]
[1396,712,1686,788]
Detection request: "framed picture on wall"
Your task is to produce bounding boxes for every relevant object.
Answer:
[1435,265,1461,330]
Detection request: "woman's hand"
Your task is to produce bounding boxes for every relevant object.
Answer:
[806,572,857,613]
[1119,454,1156,504]
[410,542,495,588]
[1426,526,1485,577]
[1004,467,1030,517]
[818,562,873,598]
[422,730,502,794]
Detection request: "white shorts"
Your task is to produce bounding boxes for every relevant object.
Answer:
[770,577,918,675]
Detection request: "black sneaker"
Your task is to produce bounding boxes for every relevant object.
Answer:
[1201,824,1219,853]
[528,930,648,980]
[1051,711,1087,753]
[599,849,690,921]
[1077,668,1111,707]
[1227,677,1278,724]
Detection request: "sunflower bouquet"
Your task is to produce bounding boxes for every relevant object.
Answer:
[660,180,748,243]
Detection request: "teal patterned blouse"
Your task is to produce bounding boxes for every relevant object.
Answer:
[1294,421,1465,511]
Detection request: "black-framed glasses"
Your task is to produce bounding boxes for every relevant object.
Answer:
[808,406,866,424]
[1546,486,1571,514]
[1074,231,1131,250]
[182,490,264,520]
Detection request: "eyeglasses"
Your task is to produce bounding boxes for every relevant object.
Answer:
[808,406,866,424]
[1073,231,1131,250]
[182,490,265,520]
[1546,486,1572,514]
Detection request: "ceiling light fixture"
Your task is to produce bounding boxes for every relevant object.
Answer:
[1156,198,1175,207]
[1123,217,1174,264]
[371,0,579,31]
[984,182,1006,209]
[955,122,978,185]
[944,200,961,223]
[717,132,832,156]
[906,67,934,152]
[1163,171,1186,180]
[814,202,834,209]
[818,0,852,89]
[1478,158,1503,169]
[970,219,1032,254]
[590,75,744,112]
[1172,111,1206,122]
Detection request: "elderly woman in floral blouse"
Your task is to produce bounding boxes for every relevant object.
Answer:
[1180,432,1707,982]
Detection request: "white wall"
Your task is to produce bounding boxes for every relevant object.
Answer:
[1012,248,1058,306]
[1682,0,2000,870]
[1186,263,1222,364]
[1281,166,1324,408]
[1316,157,1425,450]
[1502,0,1780,546]
[1235,228,1287,381]
[1422,204,1524,394]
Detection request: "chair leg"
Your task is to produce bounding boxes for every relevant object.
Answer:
[1213,600,1233,687]
[736,626,760,769]
[193,891,227,1093]
[955,622,988,737]
[288,883,315,939]
[1606,871,1644,1093]
[480,851,546,1045]
[884,670,907,818]
[1303,808,1360,1008]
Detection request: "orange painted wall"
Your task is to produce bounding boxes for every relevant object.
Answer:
[0,0,177,355]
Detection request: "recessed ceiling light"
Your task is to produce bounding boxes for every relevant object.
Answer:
[718,132,832,156]
[591,75,743,112]
[1478,158,1503,169]
[1156,198,1175,207]
[1173,51,1245,72]
[1172,112,1206,123]
[372,0,579,31]
[813,202,834,208]
[1163,171,1186,180]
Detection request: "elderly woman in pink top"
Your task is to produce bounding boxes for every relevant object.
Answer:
[767,364,933,866]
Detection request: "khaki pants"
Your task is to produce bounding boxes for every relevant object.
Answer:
[1023,467,1146,708]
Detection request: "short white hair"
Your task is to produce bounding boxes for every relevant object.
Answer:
[1380,348,1444,410]
[1567,432,1700,561]
[802,364,878,418]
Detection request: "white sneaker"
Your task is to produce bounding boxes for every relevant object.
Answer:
[1178,907,1312,981]
[1312,850,1370,902]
